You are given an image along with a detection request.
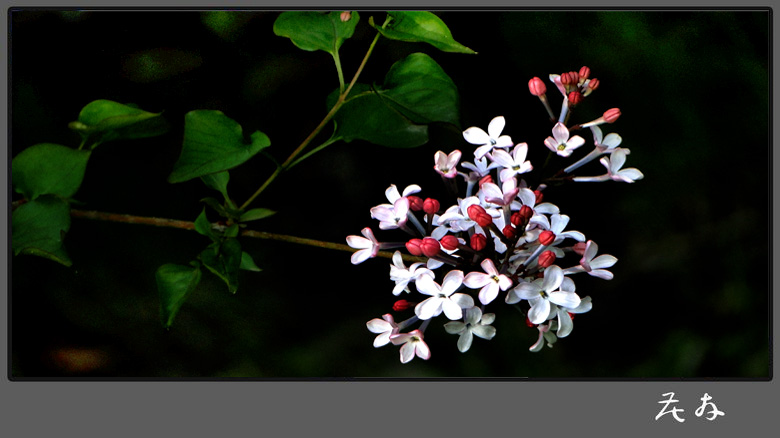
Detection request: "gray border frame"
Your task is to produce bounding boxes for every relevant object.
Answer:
[2,1,775,436]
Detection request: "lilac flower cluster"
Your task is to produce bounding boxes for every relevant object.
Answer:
[349,66,643,364]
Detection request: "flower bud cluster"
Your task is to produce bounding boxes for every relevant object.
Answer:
[353,66,642,364]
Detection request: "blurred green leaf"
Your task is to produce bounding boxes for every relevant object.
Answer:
[330,53,459,147]
[168,110,271,183]
[156,263,202,329]
[12,143,91,201]
[70,99,168,147]
[200,171,231,203]
[371,12,476,54]
[200,237,243,294]
[11,195,72,266]
[240,251,262,272]
[273,11,360,56]
[194,208,218,241]
[239,208,276,222]
[200,197,230,218]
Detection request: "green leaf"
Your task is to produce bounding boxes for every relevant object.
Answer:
[371,12,476,54]
[239,208,276,222]
[200,197,230,218]
[168,110,271,183]
[156,263,202,329]
[273,11,360,56]
[11,195,72,266]
[240,251,262,272]
[200,238,243,294]
[330,53,460,147]
[71,99,168,147]
[194,208,218,241]
[200,171,231,203]
[12,143,91,201]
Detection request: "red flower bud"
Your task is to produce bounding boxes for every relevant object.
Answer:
[533,190,544,205]
[440,235,460,251]
[538,250,556,268]
[560,72,574,86]
[510,212,522,227]
[586,78,599,92]
[340,11,352,22]
[405,239,423,256]
[470,233,487,251]
[503,225,516,239]
[519,205,534,221]
[525,316,536,328]
[423,198,440,215]
[407,195,424,211]
[393,299,413,312]
[603,108,621,123]
[572,241,588,256]
[567,91,583,106]
[568,71,580,84]
[478,174,493,188]
[467,204,493,227]
[539,230,556,246]
[420,237,441,258]
[578,66,590,80]
[528,77,547,96]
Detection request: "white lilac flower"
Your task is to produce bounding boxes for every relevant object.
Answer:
[390,329,431,363]
[366,314,399,347]
[544,122,585,158]
[385,184,422,204]
[414,270,475,320]
[490,143,533,182]
[562,240,617,280]
[437,196,486,232]
[434,150,462,179]
[443,306,497,352]
[529,213,586,243]
[462,116,514,159]
[463,258,513,305]
[562,126,623,174]
[529,321,558,352]
[389,251,434,295]
[551,294,592,338]
[346,227,380,265]
[480,177,519,207]
[572,148,643,183]
[370,197,410,230]
[460,155,500,179]
[505,265,581,324]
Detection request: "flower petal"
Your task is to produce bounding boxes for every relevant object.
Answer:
[487,116,506,139]
[456,330,474,353]
[478,283,499,305]
[528,298,550,324]
[548,291,582,309]
[472,324,496,340]
[441,299,464,320]
[463,127,490,145]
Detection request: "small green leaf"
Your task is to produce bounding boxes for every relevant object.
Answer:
[11,195,72,266]
[168,110,271,183]
[371,12,476,54]
[240,251,262,272]
[239,208,276,222]
[224,224,240,238]
[73,99,168,146]
[200,171,231,203]
[330,53,459,147]
[194,208,218,241]
[156,263,202,328]
[12,143,91,201]
[200,197,230,218]
[200,238,243,294]
[273,11,360,56]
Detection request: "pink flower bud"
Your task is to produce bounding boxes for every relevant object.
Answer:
[510,212,522,227]
[423,198,440,215]
[560,72,574,86]
[519,205,534,221]
[470,233,487,251]
[568,71,580,84]
[603,108,621,123]
[420,237,441,257]
[503,225,516,239]
[406,239,423,256]
[586,78,599,92]
[538,250,556,268]
[572,242,588,255]
[467,204,493,227]
[567,91,583,106]
[340,11,352,22]
[393,299,413,312]
[539,230,556,246]
[440,235,460,251]
[528,77,546,96]
[407,196,424,212]
[579,66,590,80]
[533,190,544,205]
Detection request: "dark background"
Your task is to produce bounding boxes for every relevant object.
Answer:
[9,10,770,378]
